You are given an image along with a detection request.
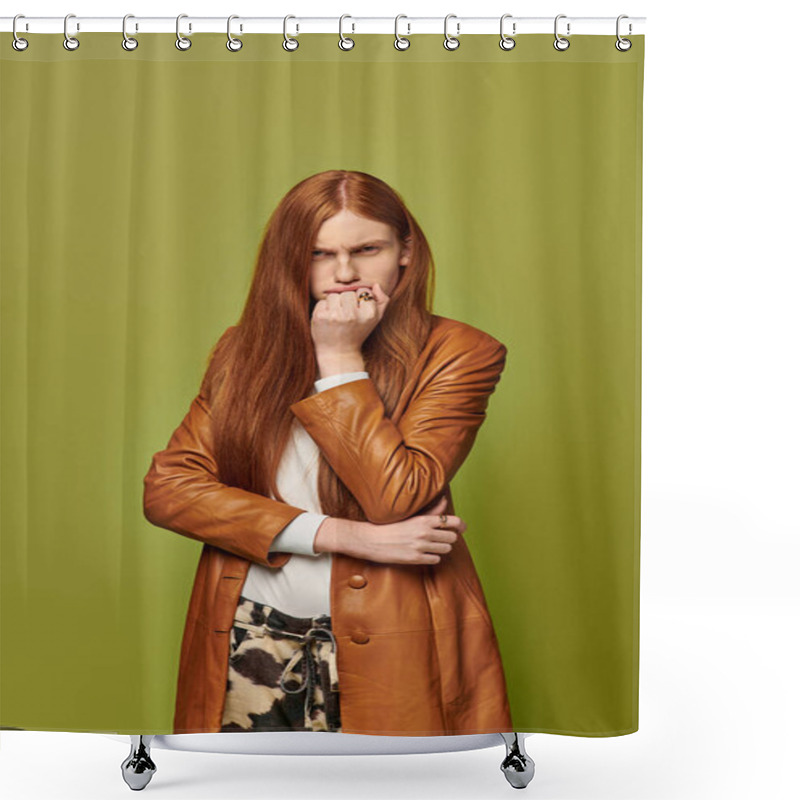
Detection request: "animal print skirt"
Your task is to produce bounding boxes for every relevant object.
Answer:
[220,595,342,732]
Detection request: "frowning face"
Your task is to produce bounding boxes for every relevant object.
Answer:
[309,209,410,304]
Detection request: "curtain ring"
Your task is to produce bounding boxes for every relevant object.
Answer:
[227,15,243,52]
[63,13,80,51]
[176,13,192,51]
[339,14,355,51]
[394,15,411,51]
[283,15,299,51]
[553,14,570,51]
[122,14,138,51]
[615,15,632,52]
[499,14,516,51]
[443,14,460,51]
[12,14,28,52]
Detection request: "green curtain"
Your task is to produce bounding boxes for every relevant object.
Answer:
[0,32,644,736]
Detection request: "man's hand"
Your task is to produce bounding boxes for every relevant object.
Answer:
[313,496,466,565]
[311,282,391,359]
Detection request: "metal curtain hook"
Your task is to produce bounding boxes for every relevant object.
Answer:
[227,15,243,51]
[499,14,516,50]
[12,14,29,51]
[176,13,191,51]
[122,14,138,51]
[339,14,355,50]
[553,14,570,51]
[64,13,80,51]
[443,14,460,51]
[394,14,411,51]
[615,14,632,51]
[283,15,299,51]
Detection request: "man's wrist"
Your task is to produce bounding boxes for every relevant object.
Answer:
[314,517,346,554]
[316,350,366,378]
[314,517,369,557]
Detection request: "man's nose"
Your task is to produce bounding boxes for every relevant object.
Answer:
[334,257,358,278]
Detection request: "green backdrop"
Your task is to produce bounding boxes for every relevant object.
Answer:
[0,33,643,736]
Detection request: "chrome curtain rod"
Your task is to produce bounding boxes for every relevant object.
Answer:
[1,15,646,36]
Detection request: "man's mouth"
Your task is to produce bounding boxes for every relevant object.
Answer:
[325,285,373,294]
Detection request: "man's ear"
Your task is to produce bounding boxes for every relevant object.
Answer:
[400,237,412,266]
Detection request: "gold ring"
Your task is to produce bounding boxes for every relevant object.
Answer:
[357,291,375,304]
[439,513,447,526]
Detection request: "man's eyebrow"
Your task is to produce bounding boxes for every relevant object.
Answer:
[313,239,391,250]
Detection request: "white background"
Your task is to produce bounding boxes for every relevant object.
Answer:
[2,1,798,798]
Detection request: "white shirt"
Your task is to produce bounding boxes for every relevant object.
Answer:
[239,371,369,618]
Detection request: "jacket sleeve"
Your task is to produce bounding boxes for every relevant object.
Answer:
[269,511,329,556]
[288,331,508,524]
[143,391,308,568]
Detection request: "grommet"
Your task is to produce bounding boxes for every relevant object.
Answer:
[394,15,411,51]
[553,14,570,52]
[443,14,460,51]
[176,13,191,51]
[282,15,299,51]
[615,14,633,52]
[12,14,28,52]
[339,14,355,51]
[226,15,243,52]
[63,13,79,51]
[121,14,138,51]
[499,14,516,51]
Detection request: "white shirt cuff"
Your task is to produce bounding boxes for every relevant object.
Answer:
[269,512,329,557]
[314,371,369,394]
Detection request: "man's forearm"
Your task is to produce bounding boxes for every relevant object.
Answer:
[314,516,365,556]
[315,349,366,379]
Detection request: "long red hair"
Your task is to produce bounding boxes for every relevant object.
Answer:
[199,170,435,521]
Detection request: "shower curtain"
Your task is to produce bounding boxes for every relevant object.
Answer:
[0,29,644,737]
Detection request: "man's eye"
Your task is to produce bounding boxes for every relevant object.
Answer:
[312,246,378,256]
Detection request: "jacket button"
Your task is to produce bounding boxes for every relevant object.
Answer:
[351,631,370,644]
[348,574,367,589]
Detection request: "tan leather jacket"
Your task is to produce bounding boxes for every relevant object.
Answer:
[143,314,513,735]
